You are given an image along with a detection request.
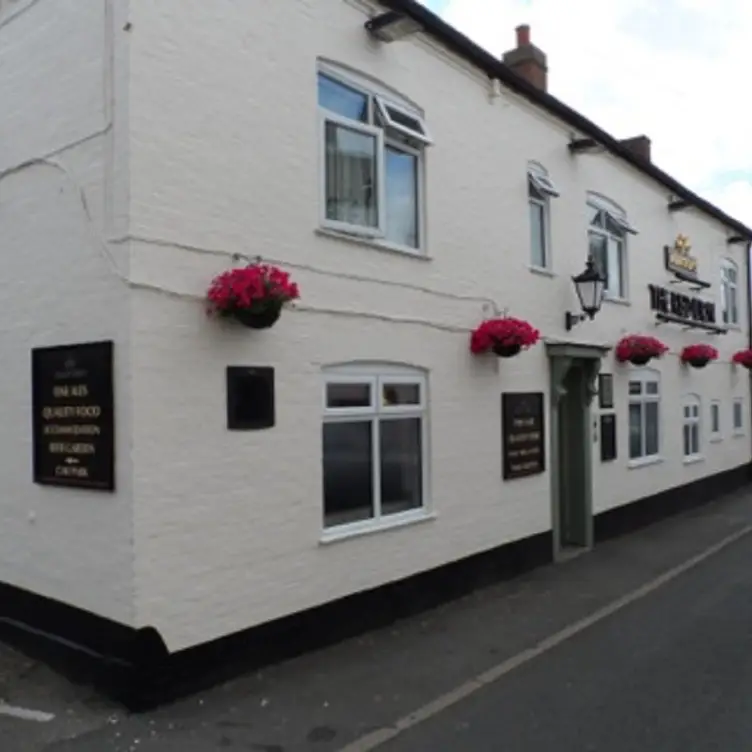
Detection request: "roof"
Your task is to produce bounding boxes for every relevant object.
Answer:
[381,0,752,241]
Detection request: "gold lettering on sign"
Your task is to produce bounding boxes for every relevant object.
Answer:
[508,431,541,444]
[42,405,101,420]
[43,424,101,436]
[54,465,90,479]
[48,442,96,455]
[53,384,89,398]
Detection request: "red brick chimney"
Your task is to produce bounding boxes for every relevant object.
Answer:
[502,25,547,92]
[620,135,652,163]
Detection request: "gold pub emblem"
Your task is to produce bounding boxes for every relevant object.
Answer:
[666,233,698,276]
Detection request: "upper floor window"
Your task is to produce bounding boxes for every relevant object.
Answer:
[682,394,701,461]
[629,369,659,462]
[317,65,431,252]
[322,364,428,534]
[528,162,559,270]
[720,258,739,326]
[587,193,637,300]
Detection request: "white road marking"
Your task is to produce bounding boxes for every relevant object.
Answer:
[339,523,752,752]
[0,703,55,723]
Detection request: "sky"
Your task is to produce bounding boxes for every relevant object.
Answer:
[423,0,752,228]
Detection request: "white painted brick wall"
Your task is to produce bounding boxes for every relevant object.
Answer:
[0,0,134,625]
[5,0,744,649]
[122,0,751,650]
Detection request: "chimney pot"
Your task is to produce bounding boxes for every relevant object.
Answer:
[502,24,547,91]
[620,135,652,163]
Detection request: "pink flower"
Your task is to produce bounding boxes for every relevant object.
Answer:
[207,263,300,316]
[615,335,668,363]
[732,349,752,369]
[469,317,540,355]
[680,344,719,363]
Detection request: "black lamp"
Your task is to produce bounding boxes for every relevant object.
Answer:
[365,11,422,42]
[565,256,606,331]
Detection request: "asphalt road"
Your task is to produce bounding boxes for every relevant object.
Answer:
[2,489,752,751]
[379,533,752,752]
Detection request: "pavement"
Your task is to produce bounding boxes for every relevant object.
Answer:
[2,486,752,751]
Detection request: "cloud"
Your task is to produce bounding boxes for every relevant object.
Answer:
[422,0,752,227]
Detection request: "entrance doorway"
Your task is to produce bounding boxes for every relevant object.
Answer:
[546,343,609,560]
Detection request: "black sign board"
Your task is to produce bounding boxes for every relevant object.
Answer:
[32,341,115,491]
[502,392,545,480]
[226,366,275,430]
[598,374,614,410]
[600,414,617,462]
[648,284,717,327]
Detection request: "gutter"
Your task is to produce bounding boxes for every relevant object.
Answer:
[381,0,752,241]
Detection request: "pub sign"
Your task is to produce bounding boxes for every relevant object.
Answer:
[664,233,698,279]
[32,341,115,491]
[502,392,545,480]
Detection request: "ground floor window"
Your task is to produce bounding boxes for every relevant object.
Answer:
[628,370,660,461]
[733,398,744,434]
[322,365,427,531]
[710,400,721,441]
[682,395,701,460]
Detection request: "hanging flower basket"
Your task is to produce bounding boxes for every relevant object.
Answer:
[207,262,299,330]
[732,349,752,370]
[470,317,540,358]
[615,335,668,366]
[680,343,718,369]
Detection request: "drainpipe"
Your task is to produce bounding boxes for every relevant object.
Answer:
[746,240,752,350]
[746,240,752,477]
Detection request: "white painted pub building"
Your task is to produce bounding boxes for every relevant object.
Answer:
[1,0,750,678]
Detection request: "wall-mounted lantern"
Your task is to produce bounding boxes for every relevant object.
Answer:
[365,11,421,42]
[565,257,606,331]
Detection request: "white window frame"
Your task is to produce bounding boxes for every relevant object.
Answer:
[733,397,744,435]
[374,96,432,145]
[322,364,430,540]
[720,258,739,326]
[384,136,425,251]
[528,162,557,271]
[709,400,722,442]
[587,193,636,301]
[628,369,661,466]
[528,161,560,198]
[682,394,702,463]
[317,64,429,254]
[319,111,387,238]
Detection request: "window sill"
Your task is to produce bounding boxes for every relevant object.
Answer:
[603,295,631,307]
[528,265,555,278]
[320,509,436,545]
[628,455,663,469]
[710,435,723,443]
[683,455,704,465]
[316,227,431,261]
[733,430,745,437]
